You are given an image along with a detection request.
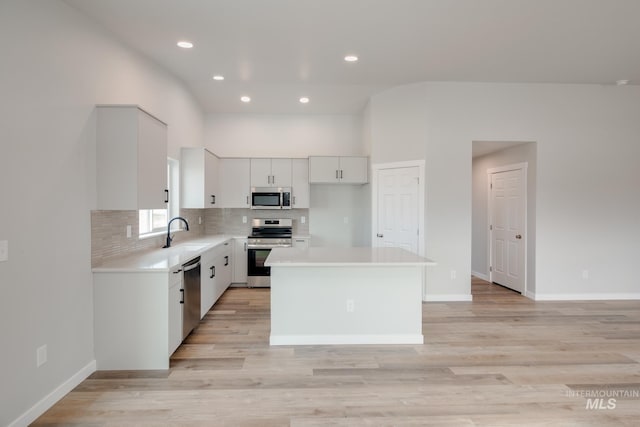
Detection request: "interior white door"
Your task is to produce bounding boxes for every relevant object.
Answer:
[490,168,525,293]
[374,167,419,253]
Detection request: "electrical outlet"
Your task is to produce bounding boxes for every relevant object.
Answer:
[301,216,306,224]
[126,225,132,238]
[346,299,355,313]
[37,344,47,367]
[582,270,589,280]
[242,216,247,224]
[198,216,202,225]
[0,240,8,262]
[450,270,457,280]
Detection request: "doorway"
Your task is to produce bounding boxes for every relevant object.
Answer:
[471,141,536,299]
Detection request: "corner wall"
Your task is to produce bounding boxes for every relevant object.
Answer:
[0,1,204,425]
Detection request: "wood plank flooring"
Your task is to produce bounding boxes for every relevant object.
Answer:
[33,278,640,426]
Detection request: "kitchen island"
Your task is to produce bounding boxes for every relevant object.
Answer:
[265,247,436,345]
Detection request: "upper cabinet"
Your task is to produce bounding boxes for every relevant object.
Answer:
[181,147,220,208]
[250,158,292,187]
[96,105,168,210]
[308,156,368,184]
[219,158,251,208]
[291,158,310,208]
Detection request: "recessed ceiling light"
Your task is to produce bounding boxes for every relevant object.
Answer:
[344,55,358,62]
[299,97,310,104]
[240,96,251,103]
[616,79,629,86]
[212,75,225,81]
[177,41,194,49]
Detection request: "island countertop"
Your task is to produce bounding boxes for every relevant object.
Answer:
[265,246,436,267]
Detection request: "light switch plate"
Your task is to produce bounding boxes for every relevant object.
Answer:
[0,240,8,262]
[301,216,306,224]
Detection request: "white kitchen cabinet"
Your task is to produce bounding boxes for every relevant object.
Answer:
[250,158,292,187]
[200,248,216,319]
[232,238,248,284]
[219,158,251,208]
[292,236,310,249]
[201,240,232,317]
[94,269,177,370]
[96,105,168,210]
[291,158,310,208]
[214,246,232,302]
[168,266,183,356]
[308,156,368,184]
[181,147,220,208]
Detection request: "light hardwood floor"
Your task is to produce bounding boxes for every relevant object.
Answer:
[34,278,640,426]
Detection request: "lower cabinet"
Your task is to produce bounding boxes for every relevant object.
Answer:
[94,269,180,370]
[232,238,248,283]
[292,236,310,249]
[200,240,232,318]
[200,248,216,319]
[93,240,234,371]
[168,266,183,356]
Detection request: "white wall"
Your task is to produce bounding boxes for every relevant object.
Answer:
[368,82,640,299]
[204,113,362,158]
[471,143,537,293]
[309,184,370,247]
[0,1,204,425]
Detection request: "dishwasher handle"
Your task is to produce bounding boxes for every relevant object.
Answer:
[182,256,201,272]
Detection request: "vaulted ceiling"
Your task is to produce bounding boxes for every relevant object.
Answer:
[64,0,640,114]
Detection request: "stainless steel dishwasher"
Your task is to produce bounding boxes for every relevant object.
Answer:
[181,256,201,339]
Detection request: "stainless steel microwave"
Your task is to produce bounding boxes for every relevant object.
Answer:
[251,187,292,210]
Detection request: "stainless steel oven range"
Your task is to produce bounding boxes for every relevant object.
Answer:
[247,218,292,287]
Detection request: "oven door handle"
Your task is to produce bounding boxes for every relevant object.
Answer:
[247,244,291,249]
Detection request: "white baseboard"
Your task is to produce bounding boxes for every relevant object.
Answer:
[532,293,640,301]
[471,271,490,281]
[270,334,424,345]
[9,359,96,427]
[423,294,473,302]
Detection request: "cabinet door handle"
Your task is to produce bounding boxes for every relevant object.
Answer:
[244,242,247,251]
[246,195,249,205]
[340,170,343,179]
[164,189,169,203]
[516,234,522,240]
[173,269,182,274]
[179,289,184,304]
[211,195,216,205]
[293,196,296,205]
[335,170,339,179]
[210,265,215,278]
[224,255,229,266]
[376,233,384,238]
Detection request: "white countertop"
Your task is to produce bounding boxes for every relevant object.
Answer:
[265,247,436,267]
[92,235,237,273]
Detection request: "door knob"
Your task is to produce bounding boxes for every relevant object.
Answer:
[515,234,522,239]
[376,233,384,238]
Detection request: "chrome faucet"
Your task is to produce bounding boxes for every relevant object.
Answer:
[163,216,189,248]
